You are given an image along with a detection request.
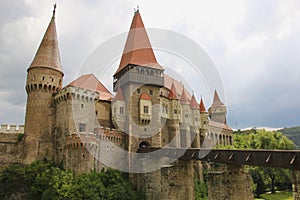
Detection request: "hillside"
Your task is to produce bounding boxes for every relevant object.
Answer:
[278,126,300,149]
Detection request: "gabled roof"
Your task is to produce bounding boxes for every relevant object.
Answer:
[180,87,190,105]
[113,87,125,101]
[199,98,207,112]
[211,90,225,107]
[29,10,63,73]
[114,10,163,76]
[68,74,112,101]
[190,95,199,109]
[168,82,178,99]
[140,93,151,100]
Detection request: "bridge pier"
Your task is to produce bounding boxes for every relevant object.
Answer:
[291,170,300,200]
[207,164,253,200]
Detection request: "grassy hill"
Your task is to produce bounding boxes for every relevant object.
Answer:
[278,126,300,149]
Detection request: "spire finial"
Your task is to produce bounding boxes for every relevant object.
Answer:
[134,4,139,14]
[53,3,57,17]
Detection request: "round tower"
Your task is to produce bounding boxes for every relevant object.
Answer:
[23,7,64,164]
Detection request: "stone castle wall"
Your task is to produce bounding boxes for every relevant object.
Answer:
[0,124,24,171]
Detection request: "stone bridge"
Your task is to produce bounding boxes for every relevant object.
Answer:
[138,147,300,200]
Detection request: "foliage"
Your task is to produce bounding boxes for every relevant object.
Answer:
[0,160,141,200]
[278,126,300,149]
[195,170,208,200]
[17,133,24,142]
[233,129,295,197]
[255,191,293,200]
[233,129,295,150]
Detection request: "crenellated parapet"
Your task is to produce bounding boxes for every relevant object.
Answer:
[0,125,24,144]
[0,124,25,134]
[54,85,99,104]
[65,127,125,149]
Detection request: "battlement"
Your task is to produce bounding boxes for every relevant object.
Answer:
[66,127,125,149]
[55,85,99,103]
[0,124,24,134]
[0,125,24,144]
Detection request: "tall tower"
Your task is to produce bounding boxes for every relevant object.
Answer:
[208,90,227,124]
[23,7,64,164]
[113,9,164,152]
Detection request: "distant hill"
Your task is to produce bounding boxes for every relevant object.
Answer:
[278,126,300,149]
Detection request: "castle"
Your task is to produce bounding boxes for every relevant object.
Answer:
[0,7,233,199]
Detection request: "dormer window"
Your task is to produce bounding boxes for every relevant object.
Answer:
[143,106,149,114]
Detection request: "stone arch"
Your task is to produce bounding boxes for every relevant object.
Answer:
[139,141,151,148]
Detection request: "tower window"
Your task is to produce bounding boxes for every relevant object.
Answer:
[81,104,84,109]
[42,76,45,80]
[149,90,153,95]
[79,123,86,132]
[120,107,124,115]
[137,88,140,93]
[144,106,149,114]
[95,111,98,116]
[52,78,54,82]
[174,109,177,114]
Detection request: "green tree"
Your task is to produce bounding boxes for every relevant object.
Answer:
[0,160,142,200]
[233,129,295,196]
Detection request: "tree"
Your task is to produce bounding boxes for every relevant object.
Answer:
[0,160,142,200]
[233,129,295,196]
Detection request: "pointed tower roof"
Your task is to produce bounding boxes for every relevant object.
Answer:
[114,10,163,76]
[190,95,199,109]
[29,6,63,73]
[211,90,225,107]
[168,82,178,99]
[113,87,125,101]
[180,87,190,104]
[68,74,112,101]
[199,98,207,112]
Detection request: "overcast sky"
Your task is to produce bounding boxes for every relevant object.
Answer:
[0,0,299,129]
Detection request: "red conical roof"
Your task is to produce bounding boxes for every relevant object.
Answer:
[168,82,178,99]
[114,10,163,76]
[114,87,125,101]
[29,11,63,73]
[180,87,190,104]
[211,90,225,107]
[68,74,112,100]
[199,98,206,112]
[190,95,199,109]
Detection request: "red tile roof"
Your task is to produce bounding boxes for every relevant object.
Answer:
[164,74,192,100]
[113,87,125,101]
[199,98,206,112]
[68,74,112,100]
[211,90,225,107]
[140,93,151,100]
[29,14,63,73]
[190,95,199,109]
[168,82,178,99]
[180,87,190,104]
[114,11,163,76]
